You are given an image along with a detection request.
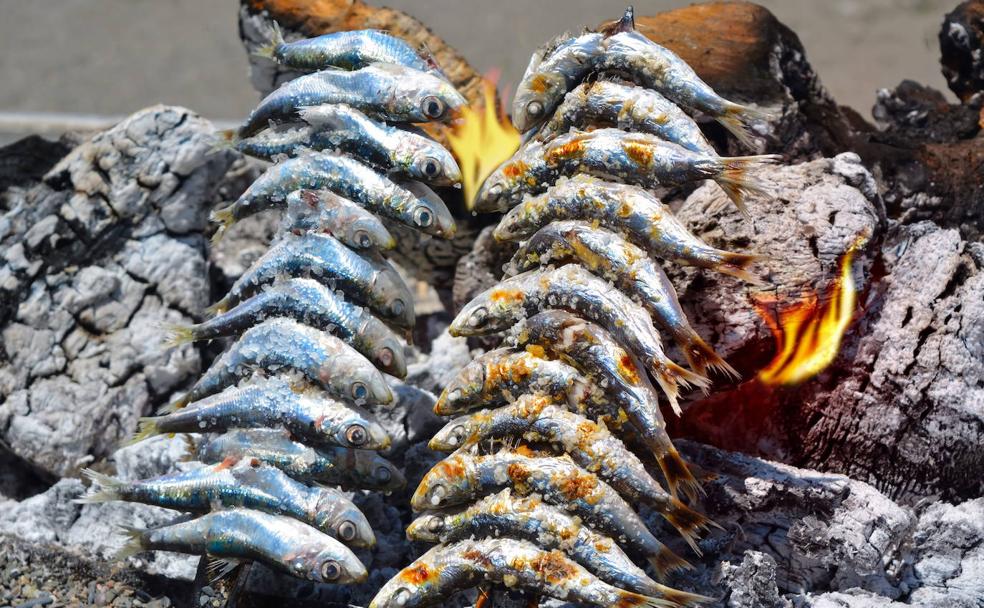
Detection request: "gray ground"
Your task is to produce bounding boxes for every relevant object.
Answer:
[0,0,957,128]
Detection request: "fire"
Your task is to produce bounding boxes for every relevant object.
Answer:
[447,71,521,210]
[754,234,870,386]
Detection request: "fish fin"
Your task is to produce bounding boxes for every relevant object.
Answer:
[662,497,717,555]
[204,298,229,317]
[652,586,716,607]
[115,526,148,560]
[126,417,161,446]
[162,324,196,348]
[209,129,238,155]
[599,6,636,36]
[659,446,703,502]
[159,394,191,415]
[714,251,769,286]
[714,153,782,215]
[615,591,679,608]
[651,361,710,415]
[75,469,123,504]
[209,206,236,244]
[205,556,242,584]
[179,434,199,461]
[252,21,284,60]
[647,544,691,579]
[715,103,774,150]
[417,42,446,76]
[679,333,740,381]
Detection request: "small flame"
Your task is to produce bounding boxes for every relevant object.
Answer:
[754,234,870,386]
[447,71,521,210]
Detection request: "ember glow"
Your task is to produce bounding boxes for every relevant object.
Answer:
[447,71,520,210]
[754,235,869,386]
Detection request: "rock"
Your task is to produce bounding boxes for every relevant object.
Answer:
[0,106,237,479]
[717,552,787,608]
[940,0,984,105]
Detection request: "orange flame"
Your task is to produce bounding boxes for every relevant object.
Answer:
[447,71,521,210]
[754,234,870,386]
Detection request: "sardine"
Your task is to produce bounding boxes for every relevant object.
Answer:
[410,450,688,576]
[283,188,396,250]
[407,489,709,604]
[131,376,390,450]
[79,462,375,547]
[507,220,737,378]
[211,152,455,239]
[197,428,406,493]
[494,174,766,285]
[475,128,779,214]
[515,309,701,500]
[429,395,712,550]
[168,278,407,378]
[534,81,716,156]
[118,508,368,584]
[255,26,445,78]
[235,63,465,138]
[449,264,709,413]
[164,317,392,411]
[433,347,602,417]
[207,232,414,331]
[231,104,461,186]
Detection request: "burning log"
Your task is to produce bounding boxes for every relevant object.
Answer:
[941,0,984,105]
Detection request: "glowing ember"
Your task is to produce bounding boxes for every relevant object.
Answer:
[754,234,870,386]
[447,71,520,210]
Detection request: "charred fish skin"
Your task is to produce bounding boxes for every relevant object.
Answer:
[474,128,777,214]
[410,450,688,576]
[171,278,407,378]
[535,80,717,156]
[133,376,390,451]
[166,317,392,411]
[433,347,601,417]
[450,264,709,412]
[198,429,406,493]
[236,63,466,138]
[208,232,414,330]
[283,189,396,251]
[121,508,368,584]
[508,220,737,379]
[211,153,455,239]
[494,174,765,285]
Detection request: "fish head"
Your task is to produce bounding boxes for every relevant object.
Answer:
[433,359,485,415]
[512,70,566,132]
[327,358,394,406]
[473,143,542,213]
[405,512,447,543]
[448,280,527,336]
[327,409,391,451]
[370,264,416,330]
[337,213,397,250]
[314,491,376,549]
[309,545,369,584]
[365,323,408,379]
[369,549,444,608]
[473,164,510,213]
[397,133,462,187]
[410,452,475,510]
[402,75,468,125]
[397,180,457,238]
[353,450,407,492]
[428,414,479,452]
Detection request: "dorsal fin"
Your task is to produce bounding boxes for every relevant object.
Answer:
[600,6,636,37]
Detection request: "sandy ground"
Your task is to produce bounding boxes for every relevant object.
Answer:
[0,0,958,127]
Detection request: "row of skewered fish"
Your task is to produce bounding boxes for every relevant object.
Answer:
[78,26,466,587]
[374,8,775,608]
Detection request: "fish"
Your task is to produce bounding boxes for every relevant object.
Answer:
[255,25,445,78]
[79,462,375,548]
[235,63,465,138]
[162,317,392,412]
[166,277,407,378]
[228,104,461,186]
[475,128,779,214]
[533,80,717,156]
[210,152,455,239]
[428,395,712,551]
[117,508,368,584]
[493,174,767,285]
[410,450,689,577]
[282,188,396,250]
[449,264,709,414]
[196,428,406,493]
[433,347,602,417]
[406,489,709,605]
[507,220,738,379]
[207,232,414,331]
[371,537,703,608]
[512,9,769,147]
[515,309,701,500]
[130,376,390,450]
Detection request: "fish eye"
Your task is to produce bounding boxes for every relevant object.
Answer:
[526,100,544,117]
[376,465,393,482]
[448,425,467,446]
[468,307,487,327]
[352,382,368,400]
[421,96,446,120]
[321,560,341,581]
[419,157,442,179]
[394,588,411,607]
[487,183,503,199]
[345,424,368,446]
[391,298,406,317]
[353,229,371,248]
[338,520,358,541]
[428,483,447,506]
[427,517,444,532]
[378,347,394,367]
[413,207,433,228]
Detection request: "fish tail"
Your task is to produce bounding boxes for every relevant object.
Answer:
[714,153,782,214]
[647,545,692,579]
[680,333,740,381]
[162,324,196,348]
[599,6,635,36]
[659,445,703,502]
[714,250,768,286]
[159,394,190,415]
[617,591,679,608]
[75,469,123,504]
[209,206,236,244]
[716,102,773,150]
[209,128,238,155]
[204,298,229,317]
[653,586,716,607]
[253,21,284,60]
[652,360,710,415]
[663,497,716,555]
[115,526,148,560]
[126,417,161,446]
[179,434,199,461]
